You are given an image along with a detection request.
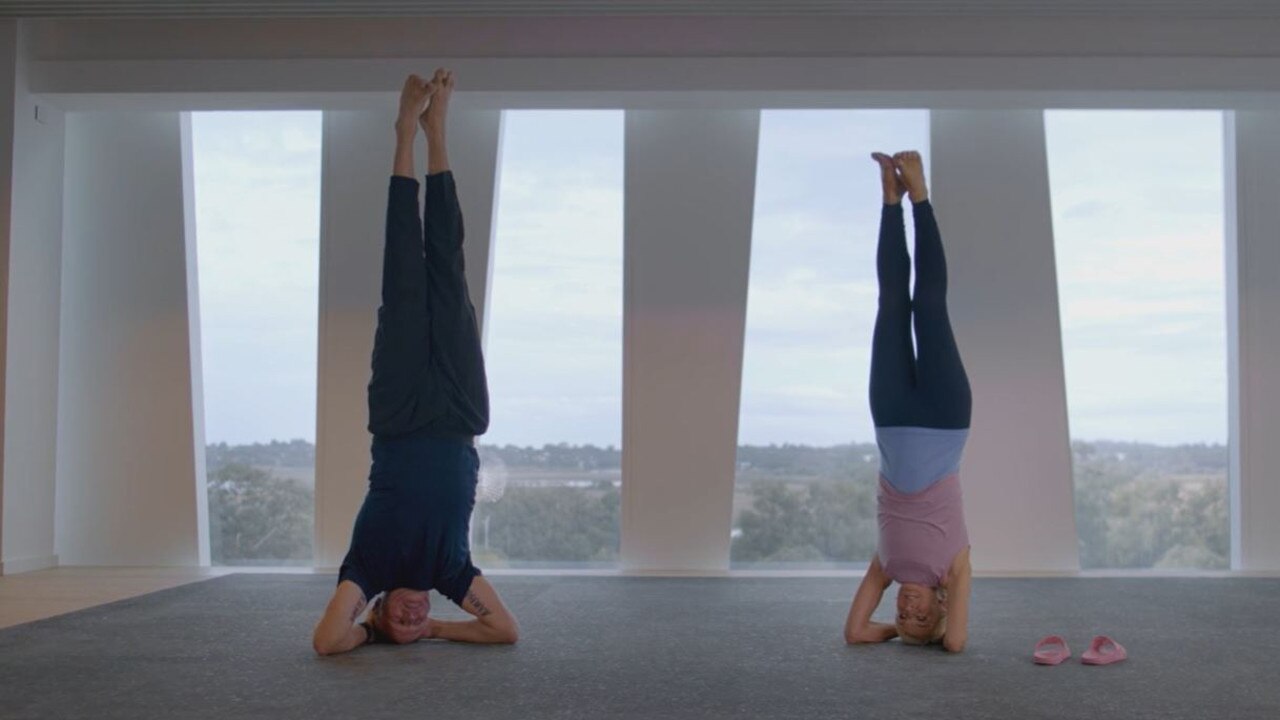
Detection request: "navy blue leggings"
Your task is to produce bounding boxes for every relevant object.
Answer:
[868,201,972,430]
[367,173,489,439]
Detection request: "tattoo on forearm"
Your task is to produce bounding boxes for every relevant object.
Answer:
[467,591,493,618]
[349,597,367,623]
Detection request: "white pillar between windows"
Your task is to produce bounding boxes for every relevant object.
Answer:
[1225,110,1280,572]
[314,108,501,570]
[0,20,14,574]
[620,109,760,574]
[179,112,210,567]
[56,111,203,566]
[930,110,1081,573]
[1,19,65,575]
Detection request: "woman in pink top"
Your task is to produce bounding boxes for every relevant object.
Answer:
[842,151,973,653]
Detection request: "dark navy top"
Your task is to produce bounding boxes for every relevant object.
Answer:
[339,434,482,605]
[339,173,488,606]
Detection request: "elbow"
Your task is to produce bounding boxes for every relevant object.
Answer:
[312,631,341,657]
[494,619,520,645]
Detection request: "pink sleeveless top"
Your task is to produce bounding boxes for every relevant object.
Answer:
[876,473,969,587]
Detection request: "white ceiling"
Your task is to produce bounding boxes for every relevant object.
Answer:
[4,0,1280,18]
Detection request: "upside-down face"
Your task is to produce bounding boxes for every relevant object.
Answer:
[372,588,431,644]
[895,582,945,644]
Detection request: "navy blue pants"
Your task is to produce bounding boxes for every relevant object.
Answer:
[340,173,487,605]
[868,201,972,430]
[367,173,489,439]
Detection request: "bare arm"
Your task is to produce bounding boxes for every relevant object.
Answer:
[312,580,371,656]
[943,547,972,653]
[844,555,898,644]
[424,576,519,645]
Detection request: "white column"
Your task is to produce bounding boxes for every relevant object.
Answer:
[314,108,500,569]
[179,112,210,566]
[930,110,1081,573]
[56,111,203,566]
[620,109,759,574]
[1,19,65,575]
[1225,111,1280,571]
[0,20,14,573]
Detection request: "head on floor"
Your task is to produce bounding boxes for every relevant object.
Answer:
[895,582,947,645]
[371,588,432,644]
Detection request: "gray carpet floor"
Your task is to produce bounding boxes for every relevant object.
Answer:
[0,575,1277,719]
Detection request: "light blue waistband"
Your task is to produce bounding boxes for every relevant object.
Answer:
[875,426,970,494]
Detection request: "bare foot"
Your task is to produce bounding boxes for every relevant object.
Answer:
[872,152,906,205]
[893,151,928,203]
[419,68,453,138]
[396,74,433,137]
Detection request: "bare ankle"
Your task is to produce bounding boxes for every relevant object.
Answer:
[395,120,417,140]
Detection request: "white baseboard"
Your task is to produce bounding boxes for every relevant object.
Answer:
[0,554,59,575]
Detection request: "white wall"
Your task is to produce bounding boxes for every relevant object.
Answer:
[621,110,759,573]
[55,111,203,566]
[0,20,13,573]
[1226,111,1280,571]
[930,111,1081,573]
[1,19,65,575]
[314,109,500,569]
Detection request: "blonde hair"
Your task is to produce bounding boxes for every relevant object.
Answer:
[899,615,947,645]
[898,586,948,645]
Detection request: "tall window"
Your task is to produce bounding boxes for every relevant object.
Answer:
[191,112,322,566]
[732,111,930,568]
[1046,110,1229,569]
[476,111,624,568]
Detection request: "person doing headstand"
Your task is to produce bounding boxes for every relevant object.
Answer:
[312,70,518,655]
[843,151,973,653]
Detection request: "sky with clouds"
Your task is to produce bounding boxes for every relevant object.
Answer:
[192,109,1228,448]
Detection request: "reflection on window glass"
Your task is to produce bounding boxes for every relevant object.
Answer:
[732,110,930,568]
[476,111,624,568]
[1046,110,1229,569]
[192,112,322,566]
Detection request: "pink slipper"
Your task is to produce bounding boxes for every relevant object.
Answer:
[1033,635,1072,665]
[1081,635,1128,665]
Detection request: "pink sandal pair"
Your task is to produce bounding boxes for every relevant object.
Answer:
[1033,635,1127,665]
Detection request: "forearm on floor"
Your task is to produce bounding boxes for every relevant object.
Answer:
[317,623,371,656]
[428,619,509,644]
[849,622,898,644]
